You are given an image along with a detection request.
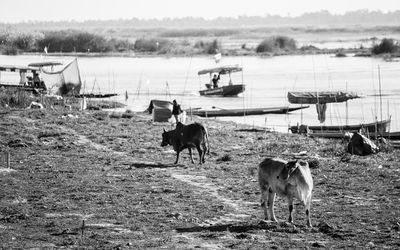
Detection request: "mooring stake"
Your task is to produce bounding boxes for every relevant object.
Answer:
[81,219,85,236]
[6,152,10,169]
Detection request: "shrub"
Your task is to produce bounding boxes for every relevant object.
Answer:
[194,39,221,54]
[36,30,119,53]
[1,45,18,55]
[371,38,398,54]
[256,36,297,53]
[134,38,172,52]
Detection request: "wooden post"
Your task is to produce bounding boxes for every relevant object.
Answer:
[81,220,85,236]
[6,152,10,168]
[378,65,383,125]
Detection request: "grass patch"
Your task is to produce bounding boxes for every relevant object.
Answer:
[0,88,34,108]
[134,38,173,53]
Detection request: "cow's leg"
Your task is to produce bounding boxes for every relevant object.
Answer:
[201,142,207,163]
[305,195,312,227]
[195,144,203,165]
[267,189,277,222]
[174,151,180,164]
[288,197,294,224]
[188,148,194,164]
[260,184,269,220]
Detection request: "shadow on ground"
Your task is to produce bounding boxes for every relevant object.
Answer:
[129,161,180,169]
[176,221,309,234]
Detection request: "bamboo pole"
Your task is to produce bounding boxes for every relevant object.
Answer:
[6,152,10,169]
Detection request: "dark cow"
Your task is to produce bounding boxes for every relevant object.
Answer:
[161,122,209,164]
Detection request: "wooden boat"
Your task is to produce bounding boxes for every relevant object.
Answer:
[74,93,118,98]
[368,131,400,140]
[288,90,391,135]
[288,91,361,104]
[0,59,82,96]
[308,129,400,140]
[198,65,245,97]
[0,64,46,93]
[289,119,391,134]
[190,105,309,117]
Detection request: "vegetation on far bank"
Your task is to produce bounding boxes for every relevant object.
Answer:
[0,27,399,57]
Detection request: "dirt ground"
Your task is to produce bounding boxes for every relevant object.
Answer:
[0,108,399,249]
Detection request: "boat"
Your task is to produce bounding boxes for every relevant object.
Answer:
[198,65,245,96]
[288,91,390,135]
[74,93,118,98]
[287,91,361,104]
[190,105,309,118]
[289,119,391,134]
[0,59,82,96]
[307,128,399,140]
[369,131,400,140]
[0,64,46,93]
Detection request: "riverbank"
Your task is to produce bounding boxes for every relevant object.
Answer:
[0,107,399,248]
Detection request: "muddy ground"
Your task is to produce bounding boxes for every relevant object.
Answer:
[0,108,399,249]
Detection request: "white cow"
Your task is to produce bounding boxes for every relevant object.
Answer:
[258,158,314,227]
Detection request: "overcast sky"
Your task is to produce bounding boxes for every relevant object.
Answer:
[1,0,399,23]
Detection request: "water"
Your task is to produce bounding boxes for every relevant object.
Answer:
[1,54,400,132]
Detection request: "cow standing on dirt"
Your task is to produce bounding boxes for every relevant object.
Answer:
[161,122,209,164]
[258,158,314,227]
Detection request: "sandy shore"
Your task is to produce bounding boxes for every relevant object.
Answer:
[0,108,399,249]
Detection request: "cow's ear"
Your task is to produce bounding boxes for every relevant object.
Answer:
[163,128,166,132]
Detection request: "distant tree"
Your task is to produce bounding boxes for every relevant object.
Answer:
[10,33,34,50]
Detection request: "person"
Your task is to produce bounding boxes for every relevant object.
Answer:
[33,72,41,88]
[212,73,220,88]
[172,99,183,124]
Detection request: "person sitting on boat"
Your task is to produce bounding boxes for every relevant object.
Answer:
[172,99,183,124]
[212,73,220,88]
[33,72,41,88]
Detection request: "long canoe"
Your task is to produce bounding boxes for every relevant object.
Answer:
[309,130,400,140]
[190,105,309,117]
[290,119,391,134]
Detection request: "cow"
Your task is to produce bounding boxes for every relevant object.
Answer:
[161,122,209,164]
[258,158,314,227]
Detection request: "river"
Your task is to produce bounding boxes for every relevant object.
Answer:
[1,54,400,132]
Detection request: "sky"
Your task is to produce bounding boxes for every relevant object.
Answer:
[1,0,399,23]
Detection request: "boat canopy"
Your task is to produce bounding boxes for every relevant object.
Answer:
[0,65,39,73]
[28,61,62,67]
[198,65,242,75]
[288,91,361,104]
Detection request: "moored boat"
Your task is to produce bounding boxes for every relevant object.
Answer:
[290,118,391,134]
[0,59,82,96]
[288,90,391,135]
[190,105,309,117]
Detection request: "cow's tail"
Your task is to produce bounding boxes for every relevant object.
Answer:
[203,126,210,155]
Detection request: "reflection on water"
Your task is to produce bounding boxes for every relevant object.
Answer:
[1,54,400,132]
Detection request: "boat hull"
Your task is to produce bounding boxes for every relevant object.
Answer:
[199,84,245,97]
[309,130,400,139]
[190,105,309,117]
[290,119,391,134]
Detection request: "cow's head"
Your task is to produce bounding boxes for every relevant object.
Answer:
[278,160,307,180]
[161,128,171,147]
